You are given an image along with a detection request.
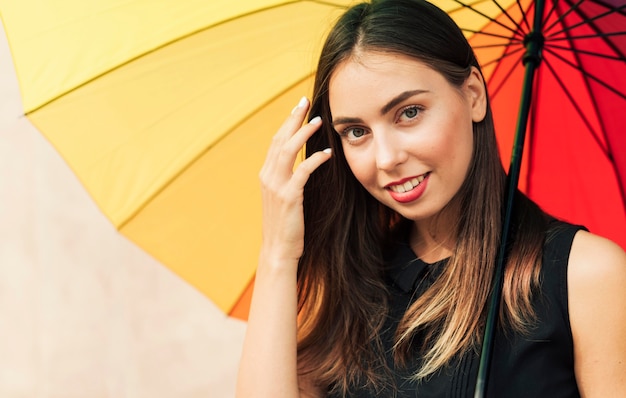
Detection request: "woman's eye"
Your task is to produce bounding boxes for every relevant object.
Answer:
[342,127,367,141]
[348,127,366,138]
[398,106,422,122]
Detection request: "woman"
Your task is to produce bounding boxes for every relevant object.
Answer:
[236,0,626,397]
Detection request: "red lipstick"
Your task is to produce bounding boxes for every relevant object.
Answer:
[386,173,429,203]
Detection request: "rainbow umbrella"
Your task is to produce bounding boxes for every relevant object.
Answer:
[1,0,624,330]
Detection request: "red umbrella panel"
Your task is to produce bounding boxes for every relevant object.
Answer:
[460,0,626,250]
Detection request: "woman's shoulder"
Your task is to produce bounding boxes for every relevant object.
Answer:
[568,229,626,280]
[565,228,626,331]
[567,229,626,396]
[567,229,626,312]
[540,221,626,315]
[567,228,626,322]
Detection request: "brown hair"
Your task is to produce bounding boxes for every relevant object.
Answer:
[297,0,548,394]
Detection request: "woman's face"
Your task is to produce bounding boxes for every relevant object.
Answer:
[328,51,486,224]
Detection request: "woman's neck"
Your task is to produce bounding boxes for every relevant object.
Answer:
[409,212,458,264]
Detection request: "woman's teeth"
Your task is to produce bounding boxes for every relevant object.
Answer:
[389,174,426,193]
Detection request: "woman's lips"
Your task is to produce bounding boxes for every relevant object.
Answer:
[386,173,429,203]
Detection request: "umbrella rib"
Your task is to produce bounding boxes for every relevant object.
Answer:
[515,0,531,31]
[451,0,523,39]
[543,0,585,36]
[23,0,312,115]
[546,4,626,43]
[309,0,351,8]
[479,46,525,70]
[486,50,525,98]
[471,41,524,50]
[590,0,626,15]
[545,43,626,61]
[490,0,526,33]
[548,31,626,42]
[462,28,524,43]
[544,47,626,100]
[542,58,610,158]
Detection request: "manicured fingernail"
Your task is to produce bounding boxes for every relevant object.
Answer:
[291,96,308,114]
[323,148,332,154]
[309,116,321,124]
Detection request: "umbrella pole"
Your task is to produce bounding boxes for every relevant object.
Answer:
[474,0,546,397]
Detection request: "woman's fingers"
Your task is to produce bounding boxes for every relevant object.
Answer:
[264,97,310,164]
[290,147,332,189]
[281,96,311,141]
[261,97,326,184]
[274,116,322,176]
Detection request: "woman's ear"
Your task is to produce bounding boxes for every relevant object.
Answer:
[465,66,487,122]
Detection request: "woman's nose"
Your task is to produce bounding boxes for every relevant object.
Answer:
[374,132,408,171]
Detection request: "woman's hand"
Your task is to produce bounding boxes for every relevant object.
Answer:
[237,97,330,398]
[258,96,332,265]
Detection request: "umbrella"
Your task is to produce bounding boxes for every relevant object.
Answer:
[0,0,352,320]
[1,0,624,321]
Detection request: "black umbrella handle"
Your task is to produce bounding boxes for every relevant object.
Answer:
[474,0,546,397]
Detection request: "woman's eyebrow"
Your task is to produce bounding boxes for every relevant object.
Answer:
[380,89,428,115]
[332,116,363,127]
[332,89,429,127]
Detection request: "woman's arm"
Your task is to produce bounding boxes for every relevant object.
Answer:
[568,230,626,397]
[235,97,330,398]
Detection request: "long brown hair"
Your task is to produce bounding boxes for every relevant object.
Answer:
[297,0,548,393]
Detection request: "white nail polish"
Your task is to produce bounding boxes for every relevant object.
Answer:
[323,148,332,154]
[291,96,308,114]
[309,116,321,124]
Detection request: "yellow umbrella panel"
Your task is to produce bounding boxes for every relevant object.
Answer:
[1,0,352,318]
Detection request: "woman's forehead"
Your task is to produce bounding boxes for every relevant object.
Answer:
[328,52,446,108]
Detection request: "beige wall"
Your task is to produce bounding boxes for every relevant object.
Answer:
[0,24,246,398]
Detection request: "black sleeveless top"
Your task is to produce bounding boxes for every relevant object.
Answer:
[329,222,584,397]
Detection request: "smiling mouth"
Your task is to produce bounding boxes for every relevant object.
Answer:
[388,174,428,193]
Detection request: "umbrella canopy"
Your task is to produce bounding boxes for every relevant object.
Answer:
[1,0,624,322]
